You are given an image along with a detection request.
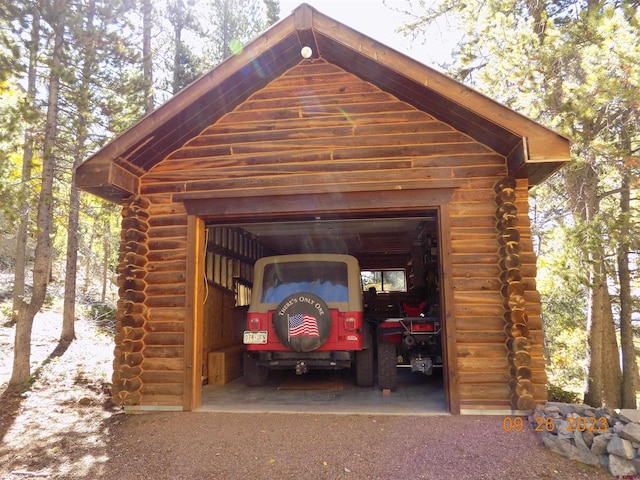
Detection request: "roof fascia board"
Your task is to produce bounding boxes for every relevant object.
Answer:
[75,158,139,203]
[507,137,567,185]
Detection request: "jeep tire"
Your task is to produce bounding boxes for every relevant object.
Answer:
[377,340,398,391]
[272,293,332,352]
[355,345,374,387]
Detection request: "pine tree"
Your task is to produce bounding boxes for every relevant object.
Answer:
[11,0,67,386]
[399,0,640,407]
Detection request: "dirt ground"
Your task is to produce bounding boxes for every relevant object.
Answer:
[0,307,613,479]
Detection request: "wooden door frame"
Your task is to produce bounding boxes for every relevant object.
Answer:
[182,187,459,413]
[184,215,205,411]
[437,203,459,414]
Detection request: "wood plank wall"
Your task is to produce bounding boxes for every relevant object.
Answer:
[111,58,548,410]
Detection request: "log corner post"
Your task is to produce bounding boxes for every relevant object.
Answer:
[112,195,151,406]
[494,177,535,411]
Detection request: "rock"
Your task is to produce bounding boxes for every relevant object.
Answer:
[582,430,594,447]
[536,403,640,474]
[546,402,590,417]
[556,419,573,441]
[531,413,545,426]
[608,455,637,477]
[543,435,600,467]
[607,436,635,459]
[595,407,616,427]
[614,421,625,434]
[574,430,589,451]
[619,409,640,424]
[620,422,640,443]
[591,434,612,455]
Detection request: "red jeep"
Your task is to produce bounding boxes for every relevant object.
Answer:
[243,254,374,387]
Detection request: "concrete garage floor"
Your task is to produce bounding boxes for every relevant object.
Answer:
[199,368,447,415]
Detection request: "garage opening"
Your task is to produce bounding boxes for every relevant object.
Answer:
[197,211,448,414]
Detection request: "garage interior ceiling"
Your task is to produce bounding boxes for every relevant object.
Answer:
[216,215,437,264]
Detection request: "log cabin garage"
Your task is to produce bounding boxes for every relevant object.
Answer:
[75,4,570,414]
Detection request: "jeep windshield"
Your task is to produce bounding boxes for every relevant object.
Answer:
[260,261,349,303]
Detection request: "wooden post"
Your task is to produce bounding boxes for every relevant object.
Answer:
[184,215,205,410]
[438,203,460,415]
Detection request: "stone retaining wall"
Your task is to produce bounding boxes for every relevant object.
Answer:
[530,402,640,478]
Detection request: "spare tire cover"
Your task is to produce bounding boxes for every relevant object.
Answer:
[272,292,332,352]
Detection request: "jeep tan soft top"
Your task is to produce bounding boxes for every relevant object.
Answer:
[248,253,363,313]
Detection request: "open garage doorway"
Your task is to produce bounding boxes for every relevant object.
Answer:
[196,210,451,415]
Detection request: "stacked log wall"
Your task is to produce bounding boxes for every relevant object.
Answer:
[121,58,548,410]
[512,178,547,404]
[115,193,188,406]
[113,195,150,406]
[137,194,188,405]
[450,178,511,410]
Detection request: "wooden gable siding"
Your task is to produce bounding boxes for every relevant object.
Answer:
[119,58,546,410]
[141,60,502,197]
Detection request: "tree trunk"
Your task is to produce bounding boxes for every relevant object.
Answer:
[584,255,604,407]
[101,232,109,302]
[82,219,95,294]
[599,272,622,408]
[564,159,622,408]
[172,0,184,95]
[10,1,65,386]
[62,171,80,342]
[62,0,97,343]
[12,3,41,322]
[142,0,153,113]
[617,170,637,408]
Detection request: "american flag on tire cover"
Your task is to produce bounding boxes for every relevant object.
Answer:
[288,313,320,337]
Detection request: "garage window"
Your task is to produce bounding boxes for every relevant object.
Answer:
[361,270,406,293]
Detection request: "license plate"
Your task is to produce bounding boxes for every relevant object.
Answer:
[243,331,267,344]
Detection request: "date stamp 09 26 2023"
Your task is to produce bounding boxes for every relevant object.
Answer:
[502,415,608,433]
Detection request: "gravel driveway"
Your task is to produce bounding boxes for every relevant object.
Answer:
[0,311,611,480]
[98,412,609,480]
